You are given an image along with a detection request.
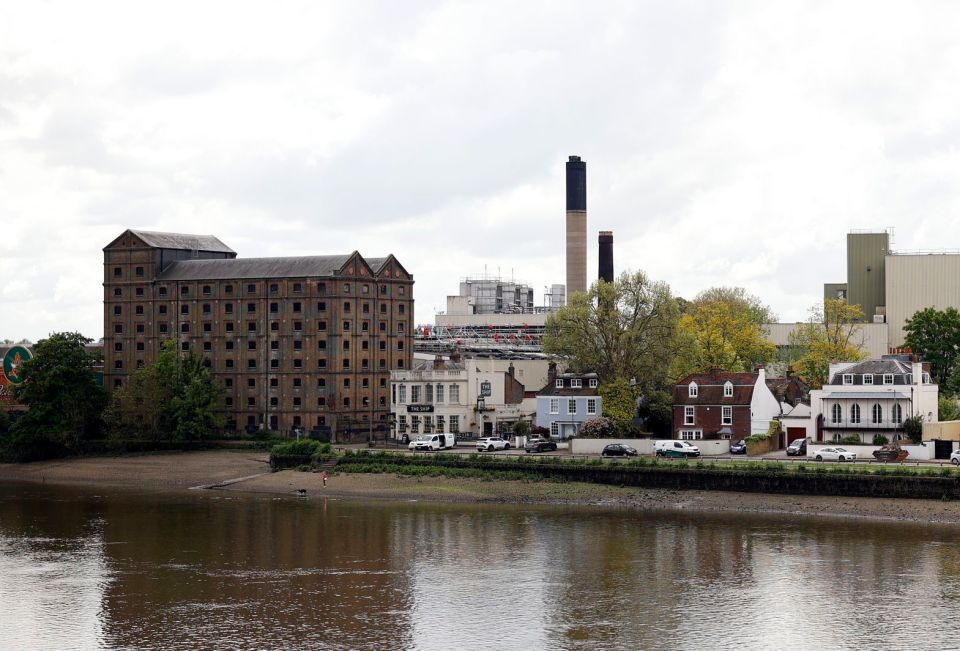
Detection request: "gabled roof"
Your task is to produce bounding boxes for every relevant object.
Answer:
[678,371,757,386]
[115,229,235,253]
[157,255,353,281]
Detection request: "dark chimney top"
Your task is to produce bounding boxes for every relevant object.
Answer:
[566,155,586,212]
[598,230,613,283]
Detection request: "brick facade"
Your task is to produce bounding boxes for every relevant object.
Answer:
[103,230,413,440]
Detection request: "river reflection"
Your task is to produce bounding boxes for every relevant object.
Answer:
[1,482,960,650]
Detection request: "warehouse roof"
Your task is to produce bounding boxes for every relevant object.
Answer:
[157,255,354,281]
[129,230,235,254]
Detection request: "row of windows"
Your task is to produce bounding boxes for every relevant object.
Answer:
[548,398,598,415]
[396,415,460,434]
[109,273,408,298]
[112,300,405,316]
[221,376,386,390]
[841,373,898,385]
[688,381,735,398]
[115,338,386,353]
[112,356,401,371]
[224,395,386,409]
[113,320,408,337]
[554,378,599,389]
[830,403,904,425]
[394,383,461,404]
[683,406,733,425]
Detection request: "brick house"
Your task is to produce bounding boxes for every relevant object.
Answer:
[672,368,780,440]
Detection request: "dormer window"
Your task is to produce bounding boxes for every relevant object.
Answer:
[555,379,563,388]
[589,379,598,388]
[723,381,733,397]
[842,374,853,385]
[688,382,698,398]
[571,379,582,388]
[883,374,894,385]
[863,374,873,385]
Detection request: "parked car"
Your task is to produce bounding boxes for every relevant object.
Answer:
[409,433,455,452]
[813,447,857,462]
[476,437,511,452]
[951,449,960,466]
[654,440,701,458]
[729,440,747,455]
[601,443,638,458]
[786,439,807,456]
[524,437,558,453]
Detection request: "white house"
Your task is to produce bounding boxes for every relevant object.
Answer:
[807,356,938,443]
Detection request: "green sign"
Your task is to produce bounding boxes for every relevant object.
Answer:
[2,346,31,385]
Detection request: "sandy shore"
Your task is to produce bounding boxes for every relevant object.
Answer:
[3,450,960,525]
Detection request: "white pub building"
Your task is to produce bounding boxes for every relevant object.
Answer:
[390,354,530,442]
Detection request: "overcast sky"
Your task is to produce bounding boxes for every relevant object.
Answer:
[4,1,960,341]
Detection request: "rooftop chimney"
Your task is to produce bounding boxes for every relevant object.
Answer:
[598,230,613,283]
[565,156,587,299]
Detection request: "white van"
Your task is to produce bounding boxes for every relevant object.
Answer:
[408,433,456,452]
[654,440,701,458]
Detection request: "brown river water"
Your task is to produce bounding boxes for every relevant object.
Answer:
[1,481,960,650]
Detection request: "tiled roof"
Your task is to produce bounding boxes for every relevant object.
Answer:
[678,371,757,386]
[157,255,353,281]
[130,230,235,253]
[674,384,754,405]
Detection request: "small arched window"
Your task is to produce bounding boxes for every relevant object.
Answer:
[850,404,861,424]
[723,381,733,397]
[831,404,841,424]
[872,404,882,424]
[688,382,698,398]
[892,404,903,424]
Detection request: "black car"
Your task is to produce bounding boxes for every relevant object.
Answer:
[524,437,558,453]
[601,443,638,458]
[729,439,747,455]
[786,439,807,456]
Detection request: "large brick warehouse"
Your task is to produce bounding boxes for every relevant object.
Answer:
[103,229,413,440]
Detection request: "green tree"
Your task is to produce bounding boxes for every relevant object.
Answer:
[903,415,924,444]
[787,299,867,388]
[578,416,616,438]
[938,395,960,422]
[9,332,106,452]
[543,271,680,388]
[903,307,960,386]
[104,340,224,440]
[598,378,639,426]
[636,389,673,436]
[672,287,776,378]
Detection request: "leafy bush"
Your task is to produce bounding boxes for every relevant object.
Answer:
[271,439,321,456]
[840,435,864,445]
[578,417,615,439]
[903,415,924,444]
[872,434,889,446]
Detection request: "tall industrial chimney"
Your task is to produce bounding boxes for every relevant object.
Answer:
[599,230,613,283]
[565,155,587,299]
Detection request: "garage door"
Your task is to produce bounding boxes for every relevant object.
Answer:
[787,428,806,444]
[934,440,954,460]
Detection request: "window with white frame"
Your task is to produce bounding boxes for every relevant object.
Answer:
[571,378,582,388]
[721,406,732,425]
[411,385,421,403]
[850,404,861,424]
[589,379,598,388]
[555,379,563,388]
[450,416,459,433]
[436,415,445,432]
[684,406,695,425]
[831,404,841,424]
[567,399,576,414]
[863,374,873,385]
[449,385,460,404]
[398,415,407,432]
[550,422,559,437]
[688,382,698,397]
[587,399,597,415]
[549,398,559,414]
[680,430,702,440]
[723,381,733,397]
[399,385,407,403]
[843,374,853,385]
[883,374,894,385]
[436,384,444,403]
[425,384,433,404]
[872,403,882,424]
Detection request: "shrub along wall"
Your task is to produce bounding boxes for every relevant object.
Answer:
[334,453,960,500]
